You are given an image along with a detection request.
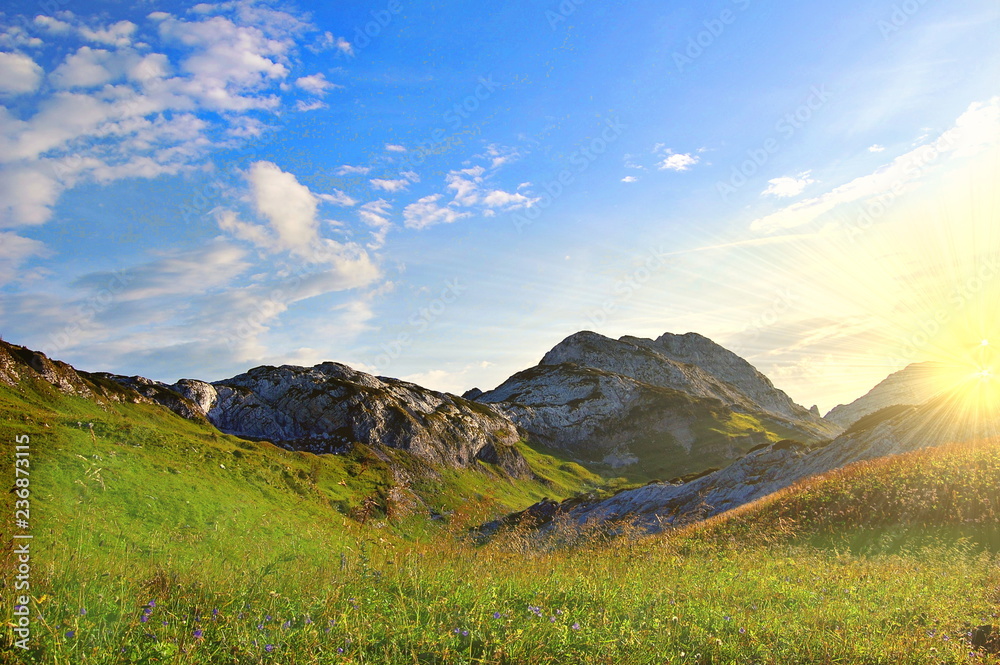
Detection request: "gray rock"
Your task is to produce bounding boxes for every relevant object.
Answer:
[192,361,531,478]
[476,331,841,477]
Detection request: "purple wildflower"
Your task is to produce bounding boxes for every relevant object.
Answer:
[337,647,344,653]
[493,612,502,619]
[571,623,580,631]
[739,627,746,634]
[148,600,156,608]
[265,644,274,653]
[79,608,87,615]
[193,629,204,639]
[282,620,291,629]
[65,630,75,638]
[140,615,149,623]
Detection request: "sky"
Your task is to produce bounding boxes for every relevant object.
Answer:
[0,0,998,413]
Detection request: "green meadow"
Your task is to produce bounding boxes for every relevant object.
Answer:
[2,377,999,664]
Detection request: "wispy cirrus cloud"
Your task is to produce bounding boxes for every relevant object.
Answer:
[750,97,1000,233]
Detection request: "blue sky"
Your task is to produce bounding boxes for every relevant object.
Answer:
[1,0,997,411]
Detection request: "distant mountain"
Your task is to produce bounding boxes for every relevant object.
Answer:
[486,385,999,535]
[474,331,841,481]
[824,362,951,427]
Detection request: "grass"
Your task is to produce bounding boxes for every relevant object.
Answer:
[3,378,1000,663]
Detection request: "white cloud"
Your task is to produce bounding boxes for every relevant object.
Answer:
[295,99,327,112]
[156,13,292,111]
[370,178,411,193]
[0,164,61,227]
[481,189,538,210]
[318,190,356,207]
[310,31,353,56]
[218,162,379,282]
[750,97,1000,233]
[868,144,886,153]
[0,2,326,226]
[0,232,49,286]
[33,15,73,35]
[359,199,392,249]
[245,161,321,254]
[49,46,116,88]
[385,143,406,152]
[77,241,250,302]
[336,164,370,176]
[761,172,816,198]
[445,166,485,206]
[0,52,43,94]
[403,194,470,230]
[295,73,337,96]
[657,151,699,172]
[80,20,137,47]
[621,175,638,183]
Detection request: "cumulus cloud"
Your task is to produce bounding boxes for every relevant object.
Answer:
[657,150,699,172]
[295,73,338,95]
[0,164,60,227]
[0,52,43,94]
[751,97,1000,233]
[370,178,411,193]
[868,144,886,153]
[761,172,816,198]
[0,2,328,226]
[621,175,638,183]
[384,143,406,153]
[403,194,470,230]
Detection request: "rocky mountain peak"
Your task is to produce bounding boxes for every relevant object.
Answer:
[187,360,531,477]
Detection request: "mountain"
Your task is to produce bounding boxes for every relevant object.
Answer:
[0,339,531,479]
[474,331,841,481]
[487,383,999,535]
[173,362,531,478]
[824,361,949,427]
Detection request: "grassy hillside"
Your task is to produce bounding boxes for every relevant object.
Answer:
[3,377,999,664]
[682,436,1000,551]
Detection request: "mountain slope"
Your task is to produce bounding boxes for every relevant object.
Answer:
[538,386,1000,532]
[476,331,841,481]
[824,361,949,427]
